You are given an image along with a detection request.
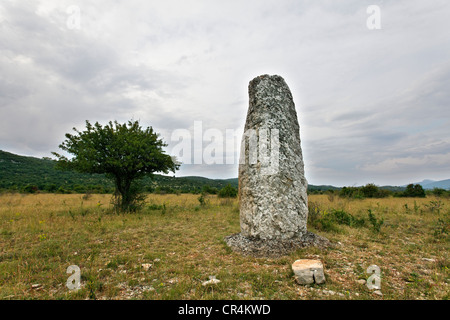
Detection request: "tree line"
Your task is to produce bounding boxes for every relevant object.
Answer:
[315,183,449,199]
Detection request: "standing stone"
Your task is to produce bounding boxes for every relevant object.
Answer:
[240,74,307,240]
[225,75,329,257]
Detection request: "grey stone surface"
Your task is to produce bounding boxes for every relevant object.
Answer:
[225,74,329,257]
[239,74,307,241]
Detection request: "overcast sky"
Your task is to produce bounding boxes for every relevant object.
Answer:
[1,0,449,186]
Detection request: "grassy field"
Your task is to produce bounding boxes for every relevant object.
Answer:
[0,193,448,300]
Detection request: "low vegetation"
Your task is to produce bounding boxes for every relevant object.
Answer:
[0,193,448,300]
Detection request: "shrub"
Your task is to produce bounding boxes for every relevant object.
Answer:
[339,184,390,199]
[360,183,379,198]
[331,209,354,226]
[82,191,92,200]
[147,203,166,211]
[43,184,58,192]
[218,184,238,198]
[23,185,39,193]
[433,216,449,238]
[430,188,450,198]
[367,209,384,233]
[332,209,366,227]
[307,204,366,233]
[424,200,444,214]
[313,214,342,233]
[202,185,218,195]
[56,187,71,194]
[198,194,206,206]
[397,184,426,198]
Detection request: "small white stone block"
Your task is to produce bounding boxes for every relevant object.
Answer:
[292,259,326,285]
[202,276,221,286]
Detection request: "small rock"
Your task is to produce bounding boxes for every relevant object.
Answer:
[292,259,326,285]
[373,290,383,297]
[143,286,155,292]
[356,279,366,285]
[31,284,42,289]
[141,263,153,271]
[202,276,221,286]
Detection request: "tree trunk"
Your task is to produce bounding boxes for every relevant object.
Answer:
[113,175,133,212]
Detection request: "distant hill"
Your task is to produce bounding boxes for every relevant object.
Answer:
[421,179,450,190]
[405,179,450,190]
[0,150,112,192]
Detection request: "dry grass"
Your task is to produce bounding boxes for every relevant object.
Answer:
[0,193,448,300]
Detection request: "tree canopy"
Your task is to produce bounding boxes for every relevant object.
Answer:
[53,120,179,211]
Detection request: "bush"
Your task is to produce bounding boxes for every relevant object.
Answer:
[154,186,175,194]
[339,186,360,198]
[198,194,207,206]
[43,184,58,192]
[73,184,86,193]
[360,184,379,198]
[202,185,218,195]
[429,188,450,198]
[433,215,449,238]
[367,209,384,233]
[339,184,390,199]
[218,184,238,198]
[396,184,426,198]
[22,185,39,193]
[147,203,166,214]
[424,200,444,213]
[307,204,366,233]
[147,203,166,211]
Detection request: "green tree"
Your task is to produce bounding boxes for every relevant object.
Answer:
[360,183,379,198]
[202,185,218,195]
[53,120,179,212]
[218,184,238,198]
[402,184,426,198]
